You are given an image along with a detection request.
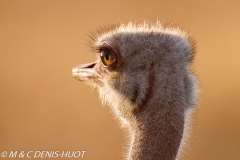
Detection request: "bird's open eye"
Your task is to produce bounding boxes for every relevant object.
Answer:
[100,49,116,67]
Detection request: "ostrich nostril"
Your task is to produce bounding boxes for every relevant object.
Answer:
[83,62,96,69]
[79,62,96,69]
[72,62,97,73]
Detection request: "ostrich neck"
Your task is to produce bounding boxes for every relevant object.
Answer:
[124,69,186,160]
[128,103,185,160]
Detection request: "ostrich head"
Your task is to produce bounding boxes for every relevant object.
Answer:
[72,21,197,160]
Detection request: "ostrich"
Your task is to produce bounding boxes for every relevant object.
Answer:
[72,21,198,160]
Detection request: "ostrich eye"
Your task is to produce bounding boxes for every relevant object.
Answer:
[100,50,116,67]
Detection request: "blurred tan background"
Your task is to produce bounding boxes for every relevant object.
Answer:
[0,0,240,159]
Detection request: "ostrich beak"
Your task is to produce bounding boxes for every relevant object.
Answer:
[72,62,98,82]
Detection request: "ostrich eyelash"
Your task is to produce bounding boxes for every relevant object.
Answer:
[94,45,112,53]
